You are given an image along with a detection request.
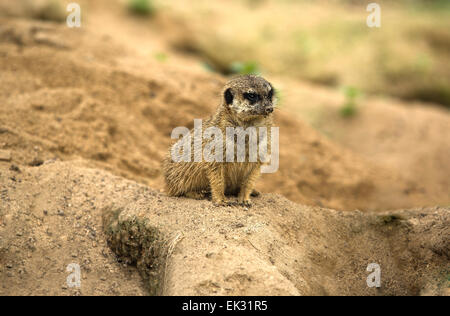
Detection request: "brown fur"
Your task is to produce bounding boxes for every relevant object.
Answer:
[163,75,275,206]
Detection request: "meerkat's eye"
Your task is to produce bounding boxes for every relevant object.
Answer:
[268,89,274,100]
[243,92,259,103]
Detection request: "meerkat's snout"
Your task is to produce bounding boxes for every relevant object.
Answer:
[261,99,274,115]
[253,103,273,116]
[264,106,273,115]
[254,97,274,116]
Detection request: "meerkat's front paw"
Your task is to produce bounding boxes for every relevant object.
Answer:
[213,198,235,207]
[238,199,252,208]
[185,191,207,200]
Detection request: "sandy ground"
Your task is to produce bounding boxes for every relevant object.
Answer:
[1,161,448,296]
[0,1,449,296]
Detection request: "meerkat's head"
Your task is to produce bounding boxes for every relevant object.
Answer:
[222,75,275,120]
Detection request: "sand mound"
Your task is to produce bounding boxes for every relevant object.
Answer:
[1,162,448,295]
[279,78,450,205]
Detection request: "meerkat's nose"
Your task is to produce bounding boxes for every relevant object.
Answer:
[265,107,273,114]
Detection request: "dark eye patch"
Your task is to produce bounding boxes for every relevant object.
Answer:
[243,92,259,103]
[268,89,274,99]
[224,88,233,105]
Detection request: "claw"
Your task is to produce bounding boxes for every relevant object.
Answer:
[213,199,236,207]
[238,200,252,208]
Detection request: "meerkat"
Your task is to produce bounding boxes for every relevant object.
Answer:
[163,75,275,207]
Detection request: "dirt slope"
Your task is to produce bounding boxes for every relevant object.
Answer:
[1,162,448,296]
[0,161,147,295]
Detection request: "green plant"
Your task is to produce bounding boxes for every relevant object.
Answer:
[229,61,261,75]
[154,52,168,62]
[200,62,215,73]
[128,0,155,16]
[340,86,361,117]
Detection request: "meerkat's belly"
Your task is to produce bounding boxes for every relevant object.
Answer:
[224,162,257,195]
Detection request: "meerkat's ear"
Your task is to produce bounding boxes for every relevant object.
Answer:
[224,88,233,105]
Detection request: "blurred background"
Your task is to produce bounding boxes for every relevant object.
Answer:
[161,0,450,108]
[2,0,450,106]
[0,0,449,211]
